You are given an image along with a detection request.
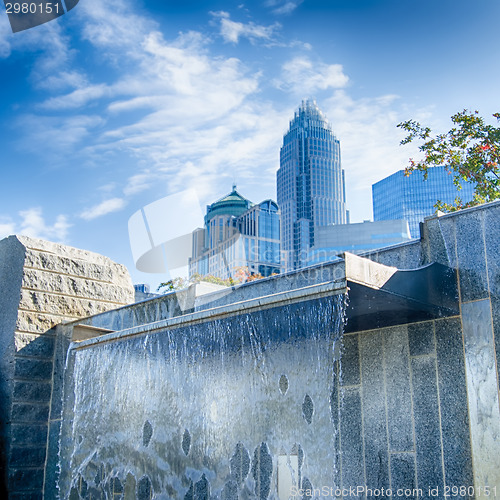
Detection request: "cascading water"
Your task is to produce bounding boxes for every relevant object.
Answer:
[58,294,346,499]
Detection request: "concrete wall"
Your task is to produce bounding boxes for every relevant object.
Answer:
[0,236,135,499]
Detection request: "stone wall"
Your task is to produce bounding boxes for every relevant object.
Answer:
[0,235,134,499]
[335,317,474,498]
[361,201,500,492]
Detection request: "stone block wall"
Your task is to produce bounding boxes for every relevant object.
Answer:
[0,235,134,499]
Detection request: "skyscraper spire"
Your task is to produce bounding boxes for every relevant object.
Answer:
[277,100,347,271]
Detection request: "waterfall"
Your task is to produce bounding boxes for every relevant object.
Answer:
[58,294,346,499]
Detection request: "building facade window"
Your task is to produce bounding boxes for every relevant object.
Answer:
[189,187,282,279]
[372,166,476,238]
[277,100,347,271]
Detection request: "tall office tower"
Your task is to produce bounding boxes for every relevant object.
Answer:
[277,100,347,271]
[372,166,476,238]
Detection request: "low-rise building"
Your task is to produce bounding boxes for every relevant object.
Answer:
[307,219,411,265]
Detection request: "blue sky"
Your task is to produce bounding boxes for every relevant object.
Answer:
[1,0,499,288]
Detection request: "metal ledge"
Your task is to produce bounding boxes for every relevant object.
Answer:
[344,253,459,332]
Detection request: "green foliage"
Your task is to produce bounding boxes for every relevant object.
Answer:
[156,267,268,292]
[195,274,235,287]
[397,110,500,212]
[157,277,188,291]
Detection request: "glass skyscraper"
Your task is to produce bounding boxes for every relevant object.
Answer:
[372,166,476,238]
[277,100,347,271]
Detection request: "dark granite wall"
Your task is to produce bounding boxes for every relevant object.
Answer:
[335,318,474,500]
[361,201,500,491]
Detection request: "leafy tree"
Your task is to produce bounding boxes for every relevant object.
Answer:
[397,110,500,211]
[156,266,268,292]
[199,274,236,287]
[157,277,188,291]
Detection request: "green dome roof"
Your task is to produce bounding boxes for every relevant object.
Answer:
[205,186,254,224]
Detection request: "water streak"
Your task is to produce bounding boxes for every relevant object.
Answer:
[58,294,345,499]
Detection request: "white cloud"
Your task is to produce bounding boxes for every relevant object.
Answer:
[68,20,268,197]
[79,0,157,50]
[16,114,105,153]
[123,172,156,196]
[98,182,118,193]
[80,198,127,220]
[0,210,71,242]
[322,91,425,222]
[0,15,12,58]
[265,0,304,15]
[211,11,280,44]
[41,84,110,110]
[3,17,88,105]
[19,23,76,89]
[276,56,349,95]
[39,71,89,92]
[0,219,16,240]
[18,208,71,242]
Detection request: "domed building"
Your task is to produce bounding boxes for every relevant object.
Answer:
[189,185,281,280]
